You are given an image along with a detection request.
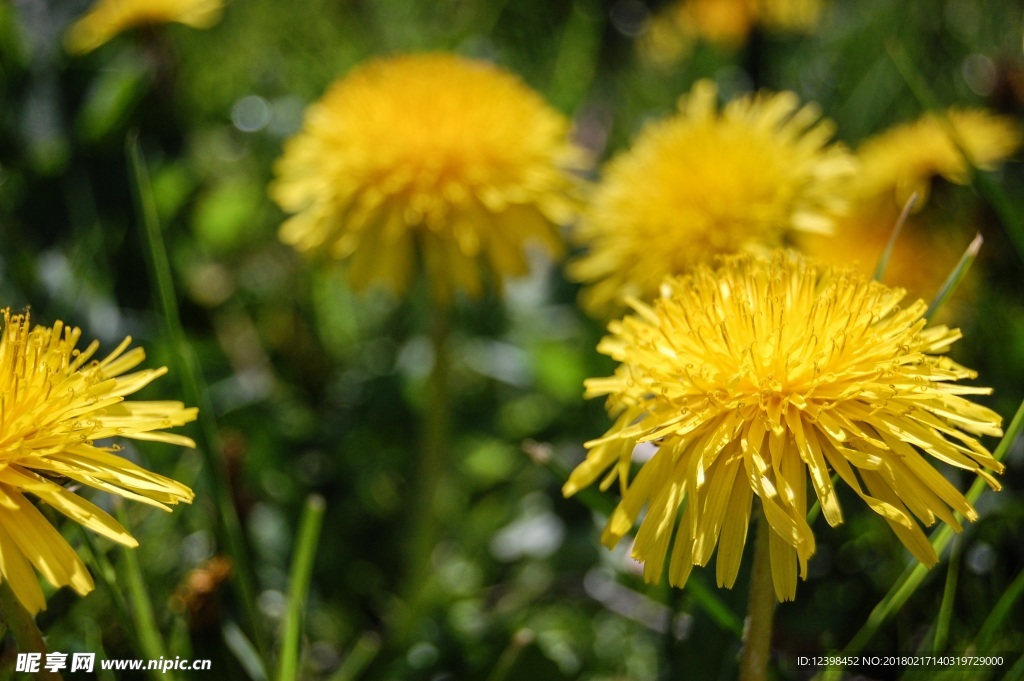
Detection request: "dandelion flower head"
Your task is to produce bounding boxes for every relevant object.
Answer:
[571,80,854,315]
[564,252,1003,601]
[855,108,1022,207]
[271,53,586,303]
[66,0,223,54]
[0,311,196,614]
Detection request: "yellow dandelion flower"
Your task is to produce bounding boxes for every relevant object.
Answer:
[640,0,822,65]
[678,0,759,45]
[0,310,196,614]
[564,252,1002,601]
[270,53,586,303]
[856,108,1022,207]
[759,0,823,32]
[571,80,854,315]
[65,0,224,55]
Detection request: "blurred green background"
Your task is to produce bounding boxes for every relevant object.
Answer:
[1,1,1023,679]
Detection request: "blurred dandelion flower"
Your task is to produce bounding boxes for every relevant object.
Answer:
[641,0,823,65]
[65,0,224,55]
[798,206,977,318]
[564,252,1003,601]
[571,80,854,314]
[856,108,1022,206]
[0,311,196,614]
[271,53,585,302]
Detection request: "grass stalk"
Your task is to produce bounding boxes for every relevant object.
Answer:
[873,193,918,283]
[116,510,170,680]
[77,527,144,656]
[843,397,1024,654]
[931,537,960,652]
[925,233,982,322]
[126,133,270,669]
[222,621,268,681]
[277,494,327,681]
[975,567,1024,651]
[485,629,535,681]
[328,632,382,681]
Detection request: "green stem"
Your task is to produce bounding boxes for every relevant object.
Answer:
[976,567,1024,650]
[739,515,776,681]
[328,632,382,681]
[485,629,535,681]
[77,527,143,655]
[925,233,982,321]
[873,193,917,283]
[397,300,452,639]
[126,134,270,670]
[117,511,170,681]
[931,537,960,652]
[278,494,327,681]
[844,397,1024,654]
[0,581,62,680]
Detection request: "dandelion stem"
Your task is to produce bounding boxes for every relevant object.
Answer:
[398,297,453,638]
[739,513,776,681]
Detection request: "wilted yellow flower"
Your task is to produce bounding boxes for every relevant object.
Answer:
[65,0,223,55]
[571,80,854,314]
[856,108,1022,206]
[564,252,1002,601]
[0,311,196,614]
[271,53,585,303]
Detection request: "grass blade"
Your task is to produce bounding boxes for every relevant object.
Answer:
[329,632,382,681]
[223,620,268,681]
[874,193,918,283]
[843,397,1024,654]
[968,168,1024,265]
[975,567,1024,651]
[931,537,960,652]
[278,494,327,681]
[925,233,982,321]
[117,510,169,678]
[77,526,143,655]
[126,133,270,670]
